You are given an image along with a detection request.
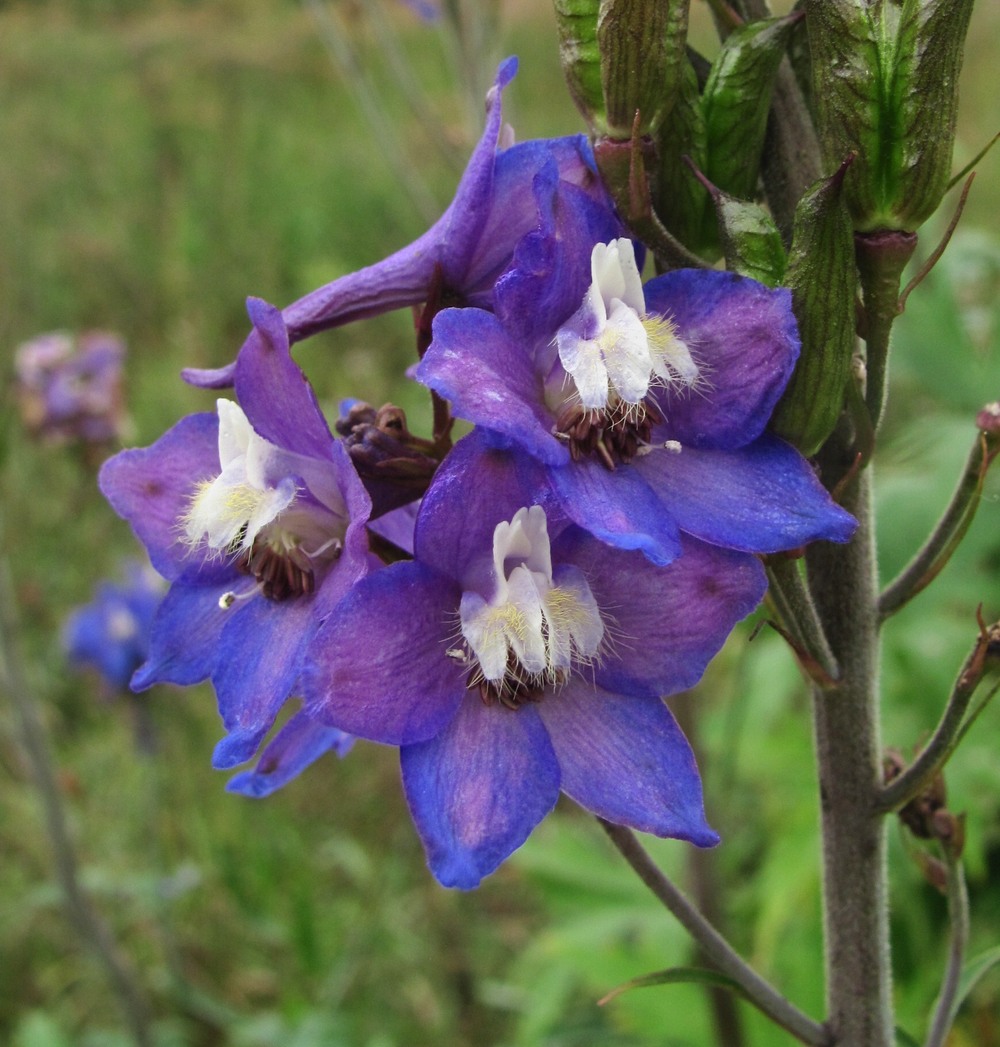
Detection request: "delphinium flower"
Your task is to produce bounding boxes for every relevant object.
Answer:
[14,329,126,446]
[183,56,623,390]
[302,430,769,889]
[99,299,368,772]
[417,230,857,562]
[63,561,164,693]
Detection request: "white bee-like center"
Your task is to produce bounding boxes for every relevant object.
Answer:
[459,506,604,687]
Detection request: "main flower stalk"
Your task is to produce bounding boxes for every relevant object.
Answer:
[807,469,892,1047]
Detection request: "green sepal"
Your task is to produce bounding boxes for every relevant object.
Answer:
[553,0,607,133]
[889,0,975,230]
[712,192,787,287]
[771,160,857,456]
[699,13,799,202]
[654,59,714,257]
[598,0,690,137]
[688,160,786,283]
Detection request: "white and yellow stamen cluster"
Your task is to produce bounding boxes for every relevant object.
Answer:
[556,238,700,413]
[458,506,604,704]
[181,399,343,604]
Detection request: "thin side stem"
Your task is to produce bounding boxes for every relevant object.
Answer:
[766,557,839,685]
[879,433,995,621]
[923,858,970,1047]
[877,622,1000,814]
[0,558,153,1047]
[805,469,894,1047]
[598,819,832,1047]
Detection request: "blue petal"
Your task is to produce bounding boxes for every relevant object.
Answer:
[555,530,766,698]
[539,685,718,846]
[417,309,567,467]
[236,299,336,460]
[644,269,800,450]
[547,456,682,565]
[98,413,219,581]
[226,709,354,798]
[401,696,560,889]
[633,433,857,552]
[414,430,561,587]
[131,567,233,690]
[302,562,467,746]
[493,169,624,346]
[211,592,323,768]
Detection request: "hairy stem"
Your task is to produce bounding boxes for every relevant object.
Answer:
[923,857,969,1047]
[599,820,832,1046]
[805,470,893,1046]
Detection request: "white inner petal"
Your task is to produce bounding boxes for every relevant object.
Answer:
[460,506,604,685]
[183,400,298,553]
[556,240,700,412]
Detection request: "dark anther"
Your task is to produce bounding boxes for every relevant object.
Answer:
[466,652,545,710]
[238,537,339,601]
[554,398,662,471]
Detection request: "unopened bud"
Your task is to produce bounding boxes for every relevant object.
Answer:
[805,0,974,232]
[555,0,690,138]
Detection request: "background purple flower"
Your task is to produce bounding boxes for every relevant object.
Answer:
[63,561,164,693]
[14,329,126,446]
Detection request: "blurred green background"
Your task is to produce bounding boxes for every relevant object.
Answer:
[1,1,998,1045]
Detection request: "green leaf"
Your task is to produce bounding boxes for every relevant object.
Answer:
[771,160,857,455]
[894,1025,921,1047]
[700,14,799,203]
[708,190,787,286]
[598,965,752,1007]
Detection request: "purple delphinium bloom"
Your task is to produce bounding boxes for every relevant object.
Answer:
[182,56,622,389]
[303,430,767,889]
[417,233,857,564]
[63,561,164,692]
[14,330,126,445]
[99,299,367,770]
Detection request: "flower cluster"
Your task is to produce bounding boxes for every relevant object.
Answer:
[100,59,855,888]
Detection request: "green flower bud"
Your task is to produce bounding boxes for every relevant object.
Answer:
[700,13,800,203]
[805,0,974,232]
[654,60,713,255]
[554,0,605,131]
[554,0,690,138]
[771,161,857,456]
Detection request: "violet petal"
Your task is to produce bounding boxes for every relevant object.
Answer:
[401,696,560,889]
[539,685,718,845]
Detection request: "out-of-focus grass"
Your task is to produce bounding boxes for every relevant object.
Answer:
[1,1,998,1045]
